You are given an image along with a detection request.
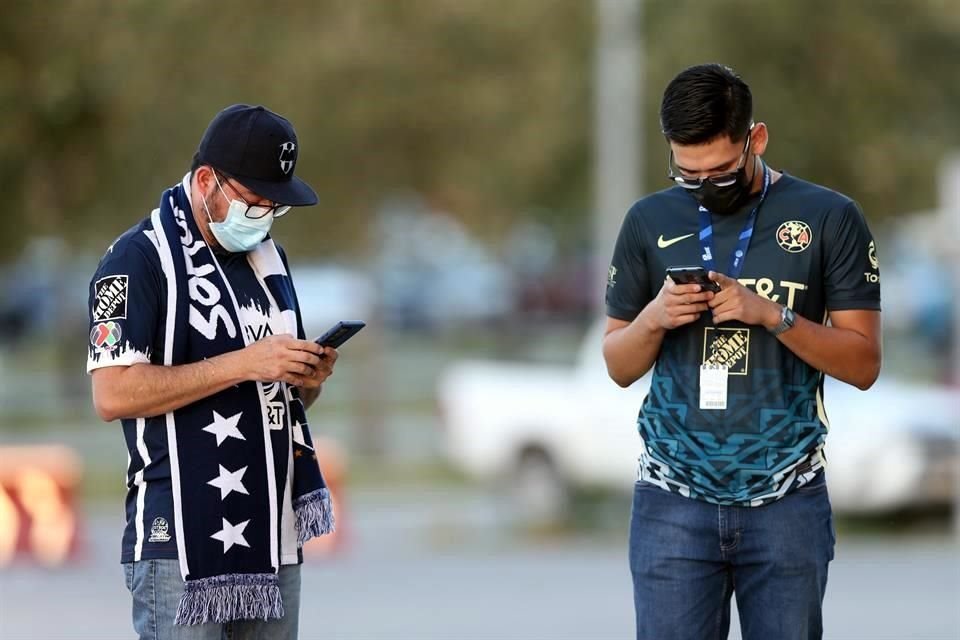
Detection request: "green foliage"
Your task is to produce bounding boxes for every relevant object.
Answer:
[643,0,960,219]
[2,0,958,261]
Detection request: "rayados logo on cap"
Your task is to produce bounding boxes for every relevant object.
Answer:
[279,141,296,174]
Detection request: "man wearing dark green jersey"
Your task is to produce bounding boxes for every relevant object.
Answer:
[603,64,881,640]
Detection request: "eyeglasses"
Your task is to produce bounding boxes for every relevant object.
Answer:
[214,171,292,219]
[667,126,753,190]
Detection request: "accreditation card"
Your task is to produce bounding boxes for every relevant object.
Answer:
[699,363,729,411]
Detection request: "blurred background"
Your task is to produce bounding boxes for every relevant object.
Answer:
[1,0,959,638]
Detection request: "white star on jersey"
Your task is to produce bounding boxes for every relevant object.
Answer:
[207,465,250,499]
[210,518,251,553]
[202,411,245,446]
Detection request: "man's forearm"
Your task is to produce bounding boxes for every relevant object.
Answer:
[603,307,667,387]
[92,351,247,421]
[766,309,881,390]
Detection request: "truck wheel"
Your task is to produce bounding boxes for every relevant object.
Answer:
[511,447,569,526]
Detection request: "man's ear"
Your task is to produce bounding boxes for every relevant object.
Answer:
[194,165,214,192]
[751,122,769,157]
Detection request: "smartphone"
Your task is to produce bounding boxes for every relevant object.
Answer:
[665,266,721,293]
[314,320,366,349]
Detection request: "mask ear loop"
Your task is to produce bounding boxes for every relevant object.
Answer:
[744,125,763,184]
[197,169,224,231]
[200,194,214,225]
[749,154,764,187]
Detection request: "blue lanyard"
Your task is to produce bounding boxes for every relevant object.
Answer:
[698,164,770,278]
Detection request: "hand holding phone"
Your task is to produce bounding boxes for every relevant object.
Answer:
[665,266,721,293]
[314,320,366,349]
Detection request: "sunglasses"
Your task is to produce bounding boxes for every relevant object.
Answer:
[667,126,753,190]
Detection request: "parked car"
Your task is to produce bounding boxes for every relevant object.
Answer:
[439,322,959,519]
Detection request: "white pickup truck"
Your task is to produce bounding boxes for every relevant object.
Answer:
[439,322,959,519]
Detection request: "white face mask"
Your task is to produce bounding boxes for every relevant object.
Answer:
[201,172,275,253]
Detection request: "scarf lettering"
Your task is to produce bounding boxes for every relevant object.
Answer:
[169,197,237,341]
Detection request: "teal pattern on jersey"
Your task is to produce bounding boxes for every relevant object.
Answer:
[636,359,826,506]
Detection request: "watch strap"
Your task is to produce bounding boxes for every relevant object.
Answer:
[770,306,796,336]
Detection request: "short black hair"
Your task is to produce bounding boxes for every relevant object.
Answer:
[660,64,753,145]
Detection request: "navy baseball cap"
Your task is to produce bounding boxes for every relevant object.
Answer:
[195,104,318,206]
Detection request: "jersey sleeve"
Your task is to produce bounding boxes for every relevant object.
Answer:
[87,237,163,373]
[822,201,882,311]
[605,205,654,321]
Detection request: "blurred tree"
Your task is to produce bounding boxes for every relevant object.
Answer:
[642,0,960,222]
[1,0,957,262]
[0,1,114,259]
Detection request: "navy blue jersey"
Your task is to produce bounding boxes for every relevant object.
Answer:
[606,173,881,506]
[87,178,308,563]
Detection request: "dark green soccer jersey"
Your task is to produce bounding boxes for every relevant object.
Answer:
[606,173,881,506]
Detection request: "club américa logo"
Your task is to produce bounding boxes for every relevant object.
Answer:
[776,220,813,253]
[90,321,122,351]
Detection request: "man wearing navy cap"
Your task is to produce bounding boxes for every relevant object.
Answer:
[88,105,338,639]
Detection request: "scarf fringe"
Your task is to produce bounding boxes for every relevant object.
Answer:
[174,573,283,626]
[293,487,335,546]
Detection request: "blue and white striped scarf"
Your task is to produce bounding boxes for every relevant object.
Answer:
[150,180,333,625]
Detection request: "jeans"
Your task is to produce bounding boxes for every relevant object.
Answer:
[123,559,301,640]
[629,472,835,640]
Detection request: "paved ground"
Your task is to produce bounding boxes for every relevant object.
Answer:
[1,489,958,640]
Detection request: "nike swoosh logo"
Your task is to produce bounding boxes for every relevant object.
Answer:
[657,233,695,249]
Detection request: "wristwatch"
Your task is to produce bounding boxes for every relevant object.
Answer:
[769,306,796,337]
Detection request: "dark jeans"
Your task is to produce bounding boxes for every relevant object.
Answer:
[629,473,835,640]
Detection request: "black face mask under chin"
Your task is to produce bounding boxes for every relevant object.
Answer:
[690,167,751,215]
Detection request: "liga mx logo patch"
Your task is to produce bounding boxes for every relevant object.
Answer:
[90,321,122,351]
[93,275,128,321]
[702,327,750,375]
[279,141,296,174]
